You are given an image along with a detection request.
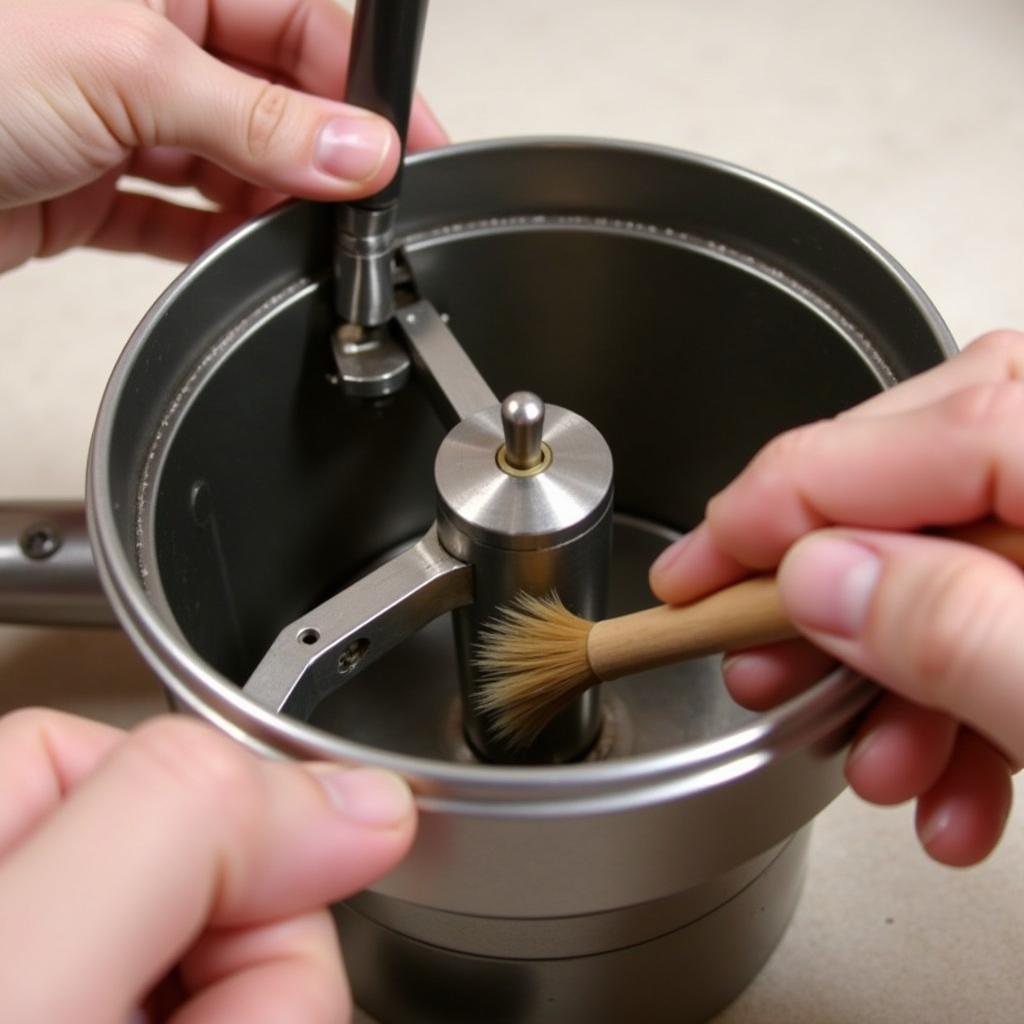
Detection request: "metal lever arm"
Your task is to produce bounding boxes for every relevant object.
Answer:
[395,299,499,427]
[243,526,472,719]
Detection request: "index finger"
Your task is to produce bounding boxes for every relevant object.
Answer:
[0,716,414,1021]
[0,708,123,857]
[651,377,1024,604]
[172,0,447,149]
[842,330,1024,420]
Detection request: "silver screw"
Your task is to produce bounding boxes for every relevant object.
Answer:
[20,524,62,560]
[337,638,369,674]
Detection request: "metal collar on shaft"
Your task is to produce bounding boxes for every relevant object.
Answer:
[435,402,613,552]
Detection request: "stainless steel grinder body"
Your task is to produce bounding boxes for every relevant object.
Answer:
[86,140,955,1022]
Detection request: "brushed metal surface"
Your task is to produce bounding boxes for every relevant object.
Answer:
[341,827,812,1024]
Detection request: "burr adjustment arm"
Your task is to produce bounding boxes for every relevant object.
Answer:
[243,525,472,719]
[394,298,499,427]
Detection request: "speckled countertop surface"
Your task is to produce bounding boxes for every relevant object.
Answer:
[1,1,1022,1020]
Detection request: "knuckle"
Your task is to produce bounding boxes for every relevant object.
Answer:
[966,328,1024,365]
[712,419,831,540]
[245,82,292,161]
[126,717,261,819]
[757,420,827,478]
[903,557,1018,704]
[0,706,57,738]
[92,4,172,76]
[942,380,1024,430]
[74,4,179,145]
[708,421,828,552]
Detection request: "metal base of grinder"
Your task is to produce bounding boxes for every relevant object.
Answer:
[342,827,810,1024]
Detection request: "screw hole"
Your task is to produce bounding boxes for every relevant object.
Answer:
[297,627,320,646]
[20,525,61,560]
[337,638,370,674]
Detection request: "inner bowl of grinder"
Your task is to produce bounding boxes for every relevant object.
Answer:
[93,139,953,787]
[86,143,960,981]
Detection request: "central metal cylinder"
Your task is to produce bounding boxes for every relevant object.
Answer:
[434,399,614,764]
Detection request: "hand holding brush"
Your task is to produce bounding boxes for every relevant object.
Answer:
[488,333,1024,870]
[476,520,1024,748]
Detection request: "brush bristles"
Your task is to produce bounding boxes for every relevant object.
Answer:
[474,592,597,748]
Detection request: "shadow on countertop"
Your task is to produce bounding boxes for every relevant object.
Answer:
[0,624,167,727]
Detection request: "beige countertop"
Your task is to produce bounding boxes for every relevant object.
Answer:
[1,1,1022,1020]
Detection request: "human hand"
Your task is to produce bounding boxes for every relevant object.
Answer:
[0,0,447,271]
[0,709,416,1022]
[650,330,1024,867]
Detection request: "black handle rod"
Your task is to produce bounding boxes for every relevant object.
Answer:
[333,0,430,326]
[344,0,429,209]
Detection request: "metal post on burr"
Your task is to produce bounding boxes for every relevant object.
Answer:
[497,392,552,476]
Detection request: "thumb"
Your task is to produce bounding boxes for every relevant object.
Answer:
[106,14,400,200]
[0,717,415,1021]
[777,528,1024,763]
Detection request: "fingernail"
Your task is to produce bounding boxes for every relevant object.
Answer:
[314,114,393,183]
[780,535,882,637]
[315,767,413,828]
[720,652,744,677]
[918,805,952,848]
[846,728,880,770]
[651,531,694,579]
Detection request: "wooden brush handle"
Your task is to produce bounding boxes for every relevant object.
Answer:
[587,522,1024,683]
[588,577,794,682]
[941,520,1024,564]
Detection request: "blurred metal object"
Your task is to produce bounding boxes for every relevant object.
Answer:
[0,502,113,626]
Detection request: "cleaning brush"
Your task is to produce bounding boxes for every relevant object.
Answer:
[474,521,1024,748]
